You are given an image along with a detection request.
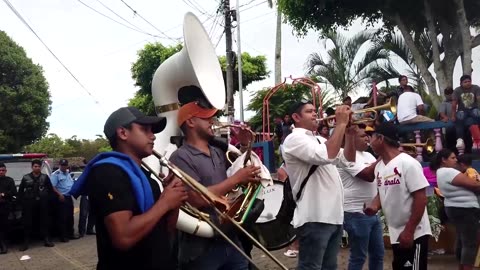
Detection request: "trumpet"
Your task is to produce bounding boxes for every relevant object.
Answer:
[400,138,435,155]
[317,98,397,127]
[142,150,288,270]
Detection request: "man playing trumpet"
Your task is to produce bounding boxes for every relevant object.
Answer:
[283,100,356,270]
[169,97,261,270]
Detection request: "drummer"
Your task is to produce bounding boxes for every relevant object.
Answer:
[169,97,260,270]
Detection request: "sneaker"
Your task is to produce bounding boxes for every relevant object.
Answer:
[456,138,465,148]
[283,249,297,258]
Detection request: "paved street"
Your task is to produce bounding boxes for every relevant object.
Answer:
[0,234,457,270]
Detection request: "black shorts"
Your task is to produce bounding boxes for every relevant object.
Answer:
[391,235,429,270]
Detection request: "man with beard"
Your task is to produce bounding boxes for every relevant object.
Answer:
[169,100,261,270]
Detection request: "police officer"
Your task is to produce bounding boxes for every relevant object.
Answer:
[18,160,54,251]
[51,159,78,242]
[0,163,16,254]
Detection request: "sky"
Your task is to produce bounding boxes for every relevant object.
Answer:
[1,0,479,140]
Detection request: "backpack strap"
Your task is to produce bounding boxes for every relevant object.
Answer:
[294,138,321,201]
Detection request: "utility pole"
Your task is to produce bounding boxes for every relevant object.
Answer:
[236,0,244,122]
[224,0,235,123]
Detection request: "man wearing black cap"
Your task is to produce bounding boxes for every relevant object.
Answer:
[365,123,431,270]
[69,106,187,270]
[51,158,78,241]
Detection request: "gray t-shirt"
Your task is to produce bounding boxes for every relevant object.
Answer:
[453,85,480,110]
[437,167,479,208]
[438,101,452,119]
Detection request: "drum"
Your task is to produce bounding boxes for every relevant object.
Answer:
[251,181,296,251]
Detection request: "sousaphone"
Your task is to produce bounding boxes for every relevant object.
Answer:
[143,12,225,238]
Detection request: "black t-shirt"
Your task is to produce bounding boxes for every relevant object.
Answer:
[87,163,177,270]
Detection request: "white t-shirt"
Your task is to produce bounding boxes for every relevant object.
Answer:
[397,92,424,122]
[375,153,431,244]
[437,167,479,208]
[338,151,377,213]
[283,128,353,227]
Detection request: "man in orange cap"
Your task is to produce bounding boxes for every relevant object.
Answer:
[170,100,261,270]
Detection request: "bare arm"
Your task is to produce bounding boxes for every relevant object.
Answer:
[104,179,186,251]
[451,100,457,119]
[403,188,428,234]
[355,161,380,182]
[451,173,480,193]
[343,128,356,162]
[417,105,425,115]
[187,165,260,208]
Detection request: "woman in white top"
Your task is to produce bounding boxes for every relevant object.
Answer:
[429,149,480,270]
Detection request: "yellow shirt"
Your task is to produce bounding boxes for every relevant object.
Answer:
[464,167,480,181]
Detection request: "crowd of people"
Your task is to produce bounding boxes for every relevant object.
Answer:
[1,74,479,270]
[0,159,95,254]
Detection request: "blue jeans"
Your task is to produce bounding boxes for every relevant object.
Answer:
[343,212,384,270]
[297,222,343,270]
[180,239,248,270]
[456,109,480,138]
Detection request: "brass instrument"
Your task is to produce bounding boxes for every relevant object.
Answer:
[400,138,435,155]
[142,150,288,270]
[317,98,397,127]
[213,124,263,225]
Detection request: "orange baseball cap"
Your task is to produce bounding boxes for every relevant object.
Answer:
[177,101,218,127]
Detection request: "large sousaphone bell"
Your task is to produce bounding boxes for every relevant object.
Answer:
[143,12,225,238]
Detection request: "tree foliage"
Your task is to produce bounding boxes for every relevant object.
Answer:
[247,82,337,130]
[129,42,269,115]
[219,52,269,93]
[278,0,480,109]
[306,30,399,99]
[0,31,51,152]
[25,134,111,160]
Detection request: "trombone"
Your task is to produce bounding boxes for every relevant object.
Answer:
[317,98,397,127]
[142,150,288,270]
[400,138,435,155]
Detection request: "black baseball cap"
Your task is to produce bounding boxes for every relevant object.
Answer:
[288,99,313,117]
[374,122,399,142]
[104,107,167,139]
[59,159,68,166]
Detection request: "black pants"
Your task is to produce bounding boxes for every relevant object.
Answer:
[57,195,74,238]
[78,196,95,235]
[391,235,429,270]
[0,203,9,243]
[445,207,480,266]
[22,198,50,239]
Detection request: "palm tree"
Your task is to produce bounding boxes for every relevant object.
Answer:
[267,0,282,84]
[382,31,437,89]
[306,30,398,99]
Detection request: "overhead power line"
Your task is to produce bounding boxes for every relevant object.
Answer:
[240,0,267,12]
[77,0,166,40]
[2,0,102,107]
[119,0,179,42]
[94,0,144,32]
